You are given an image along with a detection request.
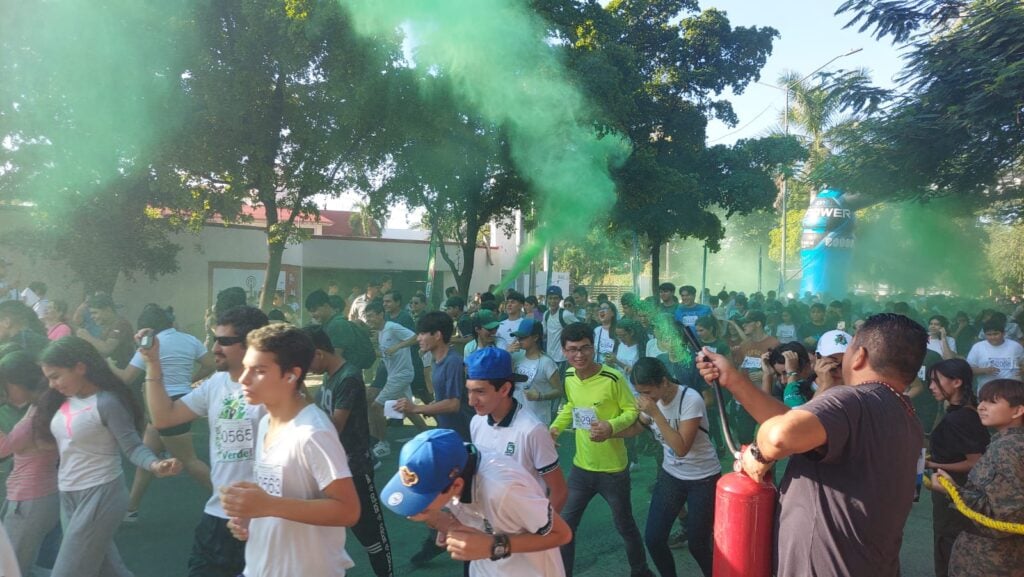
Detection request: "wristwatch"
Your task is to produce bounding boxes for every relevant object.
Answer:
[749,441,775,465]
[490,534,511,561]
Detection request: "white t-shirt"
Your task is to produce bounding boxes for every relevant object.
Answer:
[513,354,559,426]
[50,391,158,492]
[615,342,640,371]
[495,316,524,350]
[130,328,208,397]
[646,339,665,358]
[543,309,578,363]
[181,372,266,519]
[774,324,798,344]
[245,405,354,577]
[926,336,957,356]
[470,401,560,488]
[592,326,616,363]
[451,451,565,577]
[647,386,721,481]
[978,321,1023,341]
[378,321,415,388]
[966,339,1024,389]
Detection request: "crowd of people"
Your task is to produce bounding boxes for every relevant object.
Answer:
[0,267,1022,577]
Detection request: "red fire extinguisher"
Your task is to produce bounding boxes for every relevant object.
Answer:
[682,327,776,577]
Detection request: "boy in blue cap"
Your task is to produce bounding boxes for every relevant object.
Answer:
[465,347,567,513]
[381,429,571,577]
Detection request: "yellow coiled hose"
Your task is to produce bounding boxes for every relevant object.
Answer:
[926,474,1024,535]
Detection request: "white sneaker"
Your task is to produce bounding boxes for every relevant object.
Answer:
[123,510,139,524]
[372,441,391,458]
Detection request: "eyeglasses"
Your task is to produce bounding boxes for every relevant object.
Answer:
[214,336,245,347]
[564,345,594,356]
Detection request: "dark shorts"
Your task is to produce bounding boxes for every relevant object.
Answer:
[157,393,192,436]
[187,513,246,577]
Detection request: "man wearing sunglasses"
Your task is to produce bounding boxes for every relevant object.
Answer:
[138,305,269,577]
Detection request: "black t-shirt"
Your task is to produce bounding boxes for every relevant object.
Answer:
[930,404,990,485]
[318,364,372,472]
[798,322,829,344]
[388,310,416,331]
[776,383,924,577]
[913,349,945,434]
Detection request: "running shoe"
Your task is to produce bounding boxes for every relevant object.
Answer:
[123,510,139,524]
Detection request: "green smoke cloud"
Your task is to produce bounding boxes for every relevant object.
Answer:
[338,0,631,287]
[1,0,191,205]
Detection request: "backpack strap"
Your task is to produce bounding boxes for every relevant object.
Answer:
[679,385,711,437]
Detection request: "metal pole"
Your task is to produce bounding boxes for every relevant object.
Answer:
[758,245,763,293]
[701,243,708,304]
[632,232,640,295]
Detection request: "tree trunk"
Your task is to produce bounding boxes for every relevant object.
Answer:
[259,241,284,311]
[650,240,661,297]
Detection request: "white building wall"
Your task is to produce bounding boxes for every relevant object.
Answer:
[0,209,517,339]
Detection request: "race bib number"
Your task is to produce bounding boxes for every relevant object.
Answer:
[517,363,538,383]
[572,407,598,430]
[776,326,796,340]
[681,315,698,327]
[255,463,283,497]
[741,356,762,370]
[917,366,927,381]
[217,419,255,453]
[989,357,1012,371]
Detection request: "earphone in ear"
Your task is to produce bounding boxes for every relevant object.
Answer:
[288,374,296,383]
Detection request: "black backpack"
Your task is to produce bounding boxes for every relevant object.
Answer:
[325,315,376,370]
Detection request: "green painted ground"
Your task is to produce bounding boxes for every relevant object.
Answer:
[109,420,936,577]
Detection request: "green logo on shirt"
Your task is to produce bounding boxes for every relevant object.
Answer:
[505,442,516,456]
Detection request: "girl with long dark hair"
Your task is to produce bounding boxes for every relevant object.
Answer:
[619,358,720,577]
[924,359,990,577]
[39,337,181,577]
[0,351,62,576]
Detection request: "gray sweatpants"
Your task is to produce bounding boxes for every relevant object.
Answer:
[53,478,133,577]
[1,492,60,576]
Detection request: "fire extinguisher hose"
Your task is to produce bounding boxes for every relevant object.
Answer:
[681,325,741,459]
[929,474,1024,535]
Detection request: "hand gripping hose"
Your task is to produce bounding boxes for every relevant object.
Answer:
[928,474,1024,535]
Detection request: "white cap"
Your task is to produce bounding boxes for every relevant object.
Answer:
[816,330,852,357]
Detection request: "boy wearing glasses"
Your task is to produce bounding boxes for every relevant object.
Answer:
[139,306,269,577]
[549,322,652,577]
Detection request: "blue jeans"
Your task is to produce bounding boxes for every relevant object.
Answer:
[645,468,719,577]
[560,465,650,577]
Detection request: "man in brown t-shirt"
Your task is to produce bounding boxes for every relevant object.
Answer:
[76,293,135,368]
[698,313,926,577]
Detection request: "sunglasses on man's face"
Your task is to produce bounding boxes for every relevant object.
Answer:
[214,336,245,347]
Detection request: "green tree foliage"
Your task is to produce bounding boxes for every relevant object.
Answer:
[175,0,395,309]
[0,0,191,294]
[535,0,804,291]
[822,0,1024,205]
[554,228,632,286]
[987,224,1024,294]
[366,78,531,299]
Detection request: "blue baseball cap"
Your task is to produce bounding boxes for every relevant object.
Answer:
[381,429,468,517]
[512,317,542,338]
[546,285,563,297]
[465,347,528,382]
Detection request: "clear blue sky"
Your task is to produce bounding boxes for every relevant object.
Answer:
[702,0,906,145]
